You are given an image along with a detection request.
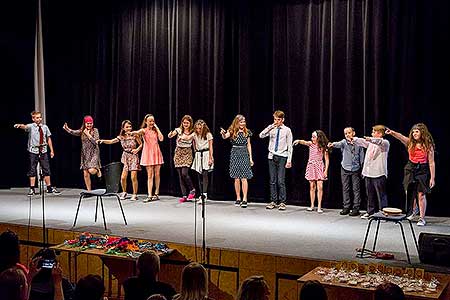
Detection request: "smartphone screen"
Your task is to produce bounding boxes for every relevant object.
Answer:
[41,259,55,269]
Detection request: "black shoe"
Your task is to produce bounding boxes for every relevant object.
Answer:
[240,201,248,208]
[349,209,360,217]
[235,200,241,207]
[27,188,35,196]
[340,208,350,215]
[47,187,61,195]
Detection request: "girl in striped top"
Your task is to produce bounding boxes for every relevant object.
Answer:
[293,130,330,213]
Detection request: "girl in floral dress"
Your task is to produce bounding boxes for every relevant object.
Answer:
[220,114,254,208]
[63,115,102,191]
[293,130,329,213]
[98,120,142,201]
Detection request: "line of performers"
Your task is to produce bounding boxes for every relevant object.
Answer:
[14,110,435,226]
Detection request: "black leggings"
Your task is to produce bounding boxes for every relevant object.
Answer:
[197,170,209,194]
[177,167,194,196]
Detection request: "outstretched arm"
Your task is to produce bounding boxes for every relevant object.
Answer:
[13,123,27,130]
[293,139,311,146]
[220,128,231,139]
[385,128,409,146]
[63,123,81,136]
[98,137,120,145]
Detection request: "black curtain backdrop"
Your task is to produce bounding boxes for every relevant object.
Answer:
[5,0,450,216]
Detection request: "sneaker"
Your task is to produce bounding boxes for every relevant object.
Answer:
[46,187,61,195]
[317,208,324,213]
[360,213,371,219]
[340,208,350,215]
[179,196,187,203]
[407,208,419,221]
[187,190,196,200]
[235,200,241,207]
[27,188,35,196]
[417,218,426,226]
[130,194,138,201]
[306,207,314,212]
[349,209,360,217]
[278,203,286,211]
[119,192,127,200]
[143,196,152,203]
[240,201,248,208]
[266,202,277,210]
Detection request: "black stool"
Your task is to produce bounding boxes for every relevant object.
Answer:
[359,212,419,264]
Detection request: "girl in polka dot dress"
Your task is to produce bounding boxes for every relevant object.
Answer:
[98,120,142,201]
[293,130,329,213]
[220,114,254,208]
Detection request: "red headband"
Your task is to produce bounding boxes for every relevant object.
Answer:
[84,116,94,124]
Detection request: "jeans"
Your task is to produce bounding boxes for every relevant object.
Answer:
[268,155,287,204]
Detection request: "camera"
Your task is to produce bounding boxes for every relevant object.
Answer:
[40,258,56,269]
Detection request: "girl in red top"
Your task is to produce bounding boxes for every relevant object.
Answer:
[386,123,435,226]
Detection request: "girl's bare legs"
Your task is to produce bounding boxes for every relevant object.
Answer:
[234,179,241,201]
[317,180,324,211]
[83,170,92,191]
[146,166,154,197]
[131,171,138,195]
[309,181,317,209]
[120,169,128,193]
[241,179,248,202]
[154,165,161,195]
[418,192,427,219]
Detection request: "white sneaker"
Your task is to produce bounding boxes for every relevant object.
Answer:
[417,218,426,226]
[361,213,370,219]
[119,192,127,200]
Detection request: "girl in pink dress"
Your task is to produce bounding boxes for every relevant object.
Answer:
[98,120,142,201]
[134,114,164,202]
[293,130,329,213]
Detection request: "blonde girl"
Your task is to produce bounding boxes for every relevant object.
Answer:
[133,114,164,202]
[220,114,254,208]
[168,115,196,203]
[293,130,330,213]
[98,120,142,201]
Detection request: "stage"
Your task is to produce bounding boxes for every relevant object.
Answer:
[1,187,449,272]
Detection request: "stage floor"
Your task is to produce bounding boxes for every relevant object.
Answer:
[1,188,450,272]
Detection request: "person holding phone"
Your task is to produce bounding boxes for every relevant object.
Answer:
[29,248,74,300]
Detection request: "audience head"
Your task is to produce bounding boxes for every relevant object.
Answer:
[74,274,105,300]
[0,267,29,300]
[147,294,167,300]
[177,262,208,300]
[137,250,160,282]
[375,282,405,300]
[299,280,327,300]
[0,230,20,273]
[236,275,270,300]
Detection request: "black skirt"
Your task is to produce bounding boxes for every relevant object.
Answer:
[403,160,431,193]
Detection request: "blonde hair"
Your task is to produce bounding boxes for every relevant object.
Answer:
[174,262,208,300]
[408,123,435,152]
[178,115,194,134]
[141,114,156,131]
[273,110,285,119]
[372,125,386,136]
[194,119,211,140]
[31,111,41,117]
[228,114,249,140]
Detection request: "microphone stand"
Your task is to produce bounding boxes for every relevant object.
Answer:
[38,146,47,245]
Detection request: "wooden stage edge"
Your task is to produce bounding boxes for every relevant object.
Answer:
[1,222,449,300]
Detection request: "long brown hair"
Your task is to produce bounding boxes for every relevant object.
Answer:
[228,114,249,140]
[174,262,208,300]
[314,130,329,152]
[408,123,435,152]
[194,119,211,140]
[236,275,270,300]
[178,115,194,134]
[119,120,132,137]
